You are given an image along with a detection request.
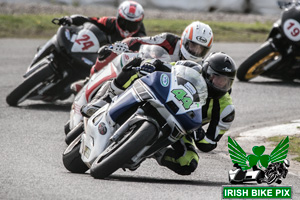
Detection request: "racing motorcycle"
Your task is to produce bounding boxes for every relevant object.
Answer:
[62,64,207,179]
[64,45,172,144]
[237,3,300,82]
[6,18,108,106]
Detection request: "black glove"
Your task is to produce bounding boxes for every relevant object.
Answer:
[97,46,113,61]
[123,57,143,71]
[136,62,156,76]
[58,16,72,26]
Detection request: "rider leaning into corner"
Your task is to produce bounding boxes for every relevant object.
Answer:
[56,0,146,92]
[72,20,213,92]
[82,20,236,175]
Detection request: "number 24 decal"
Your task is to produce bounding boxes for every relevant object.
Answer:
[171,89,192,109]
[75,34,94,50]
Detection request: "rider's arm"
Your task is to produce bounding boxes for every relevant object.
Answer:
[122,33,179,52]
[195,93,235,152]
[114,58,172,90]
[68,15,91,26]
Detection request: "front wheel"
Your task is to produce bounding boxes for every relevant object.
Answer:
[62,135,89,174]
[237,41,281,82]
[6,60,55,106]
[90,121,157,179]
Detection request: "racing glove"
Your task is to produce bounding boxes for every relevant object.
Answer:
[109,42,129,54]
[58,16,72,26]
[136,62,156,76]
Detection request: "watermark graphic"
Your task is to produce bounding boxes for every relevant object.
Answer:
[227,136,290,184]
[222,186,292,199]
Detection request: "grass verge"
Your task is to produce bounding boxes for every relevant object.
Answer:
[268,135,300,162]
[0,14,273,42]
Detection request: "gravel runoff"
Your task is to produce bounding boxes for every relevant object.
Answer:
[0,2,278,23]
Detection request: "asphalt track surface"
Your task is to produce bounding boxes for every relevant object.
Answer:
[1,39,300,199]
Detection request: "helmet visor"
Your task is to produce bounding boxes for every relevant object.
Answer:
[117,17,141,32]
[206,66,233,92]
[184,40,209,57]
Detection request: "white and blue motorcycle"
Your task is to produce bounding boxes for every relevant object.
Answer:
[64,45,172,144]
[62,64,207,179]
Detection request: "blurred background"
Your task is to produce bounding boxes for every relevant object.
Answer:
[0,0,288,15]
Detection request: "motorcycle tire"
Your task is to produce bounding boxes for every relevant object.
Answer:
[90,121,157,179]
[64,120,71,135]
[6,61,54,106]
[65,122,84,145]
[266,173,278,185]
[62,135,88,173]
[236,41,280,82]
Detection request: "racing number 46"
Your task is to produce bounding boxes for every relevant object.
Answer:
[171,89,192,109]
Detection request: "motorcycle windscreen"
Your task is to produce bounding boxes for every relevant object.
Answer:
[140,71,202,132]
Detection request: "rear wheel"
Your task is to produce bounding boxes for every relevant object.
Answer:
[62,135,88,173]
[237,41,281,82]
[90,121,157,179]
[6,60,55,106]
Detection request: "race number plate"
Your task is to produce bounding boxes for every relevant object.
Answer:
[71,29,100,52]
[283,19,300,42]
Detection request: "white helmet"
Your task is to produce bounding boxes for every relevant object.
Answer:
[116,1,144,38]
[180,21,213,63]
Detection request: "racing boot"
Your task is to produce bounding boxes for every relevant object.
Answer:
[81,80,124,117]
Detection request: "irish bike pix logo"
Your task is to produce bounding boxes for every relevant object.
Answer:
[227,136,290,185]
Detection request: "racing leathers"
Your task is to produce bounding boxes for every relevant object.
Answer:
[67,15,146,92]
[157,92,235,175]
[82,56,235,176]
[64,15,146,43]
[122,32,182,61]
[90,32,186,80]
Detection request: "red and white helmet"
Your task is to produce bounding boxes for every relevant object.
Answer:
[180,21,213,63]
[116,1,144,38]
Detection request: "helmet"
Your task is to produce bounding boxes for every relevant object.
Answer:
[116,1,144,38]
[283,159,290,168]
[175,60,203,72]
[202,52,236,99]
[180,21,213,63]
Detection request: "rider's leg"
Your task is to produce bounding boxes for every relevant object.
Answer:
[155,135,199,175]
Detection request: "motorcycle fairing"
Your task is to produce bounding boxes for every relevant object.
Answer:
[140,71,202,132]
[108,71,202,132]
[71,29,100,53]
[85,64,118,101]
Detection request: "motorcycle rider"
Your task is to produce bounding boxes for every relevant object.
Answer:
[58,1,146,40]
[57,1,146,92]
[81,20,213,114]
[82,51,236,176]
[72,20,213,93]
[156,52,236,175]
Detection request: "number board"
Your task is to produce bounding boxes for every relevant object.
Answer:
[283,19,300,42]
[71,30,100,52]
